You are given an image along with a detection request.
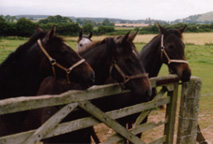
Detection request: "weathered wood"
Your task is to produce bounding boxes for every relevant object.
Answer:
[150,74,179,88]
[177,76,202,144]
[163,83,179,144]
[0,97,170,144]
[105,120,167,144]
[78,100,145,144]
[196,124,208,144]
[0,84,129,115]
[0,75,200,144]
[0,75,178,116]
[135,87,167,126]
[23,103,78,144]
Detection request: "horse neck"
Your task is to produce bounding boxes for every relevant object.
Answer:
[79,43,112,85]
[0,46,49,99]
[140,35,163,78]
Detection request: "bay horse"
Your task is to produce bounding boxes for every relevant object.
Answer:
[23,32,151,143]
[0,26,94,136]
[76,31,93,52]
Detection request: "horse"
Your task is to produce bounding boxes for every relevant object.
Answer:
[76,31,93,52]
[23,31,151,143]
[0,26,95,137]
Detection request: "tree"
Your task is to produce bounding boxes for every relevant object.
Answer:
[82,23,93,33]
[98,25,114,34]
[102,18,114,26]
[16,18,35,36]
[38,15,72,24]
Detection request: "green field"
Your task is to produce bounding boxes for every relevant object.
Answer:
[0,33,213,140]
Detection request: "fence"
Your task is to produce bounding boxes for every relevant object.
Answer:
[0,75,201,144]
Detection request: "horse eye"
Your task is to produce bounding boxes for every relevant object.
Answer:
[169,45,174,49]
[80,44,83,47]
[62,50,68,55]
[125,58,132,63]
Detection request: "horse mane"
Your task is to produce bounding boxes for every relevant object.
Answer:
[0,29,64,69]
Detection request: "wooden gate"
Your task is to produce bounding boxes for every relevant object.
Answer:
[0,75,201,144]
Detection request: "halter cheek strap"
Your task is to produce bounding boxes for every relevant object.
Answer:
[37,39,85,84]
[109,60,149,88]
[161,34,188,64]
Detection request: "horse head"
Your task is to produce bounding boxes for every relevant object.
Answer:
[158,24,191,82]
[110,32,151,100]
[76,31,93,52]
[37,26,95,88]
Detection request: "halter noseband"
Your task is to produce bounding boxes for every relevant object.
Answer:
[109,60,149,88]
[161,34,188,64]
[37,39,85,84]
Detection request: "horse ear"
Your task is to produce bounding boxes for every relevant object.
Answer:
[123,31,130,42]
[128,31,138,42]
[179,25,187,33]
[43,26,56,42]
[157,23,167,34]
[35,25,44,32]
[79,31,83,38]
[114,31,130,44]
[88,32,93,39]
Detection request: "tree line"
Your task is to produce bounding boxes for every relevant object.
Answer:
[0,15,114,37]
[1,15,213,37]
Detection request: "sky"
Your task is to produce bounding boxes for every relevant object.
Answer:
[0,0,213,21]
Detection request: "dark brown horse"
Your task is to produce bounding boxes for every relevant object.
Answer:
[23,32,151,143]
[0,26,94,136]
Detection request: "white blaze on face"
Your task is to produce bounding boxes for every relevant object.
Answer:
[76,38,92,52]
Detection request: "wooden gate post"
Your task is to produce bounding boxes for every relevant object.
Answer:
[177,76,202,144]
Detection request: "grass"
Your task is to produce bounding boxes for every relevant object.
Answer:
[0,33,213,140]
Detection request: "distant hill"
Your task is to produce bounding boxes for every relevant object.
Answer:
[14,12,213,24]
[173,11,213,23]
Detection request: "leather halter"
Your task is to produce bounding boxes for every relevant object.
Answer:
[161,34,188,64]
[37,39,85,84]
[109,60,149,88]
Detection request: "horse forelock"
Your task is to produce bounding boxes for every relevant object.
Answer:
[167,29,183,39]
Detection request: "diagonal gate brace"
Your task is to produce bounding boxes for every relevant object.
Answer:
[23,103,78,144]
[78,100,145,144]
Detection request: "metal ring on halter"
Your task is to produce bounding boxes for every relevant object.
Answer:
[66,69,71,74]
[50,58,57,65]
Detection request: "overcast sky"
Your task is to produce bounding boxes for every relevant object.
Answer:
[0,0,212,21]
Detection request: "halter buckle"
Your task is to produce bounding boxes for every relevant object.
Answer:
[50,58,56,65]
[66,69,71,74]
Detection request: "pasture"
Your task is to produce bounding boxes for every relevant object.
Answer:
[0,32,213,142]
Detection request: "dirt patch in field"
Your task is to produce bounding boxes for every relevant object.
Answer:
[92,108,213,143]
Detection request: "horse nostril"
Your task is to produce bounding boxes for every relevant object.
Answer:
[146,89,152,101]
[182,70,191,82]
